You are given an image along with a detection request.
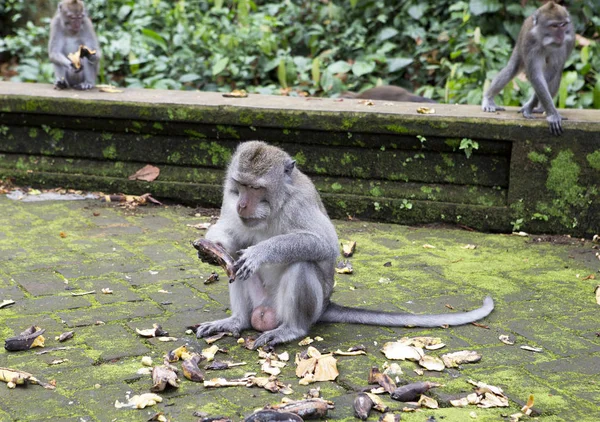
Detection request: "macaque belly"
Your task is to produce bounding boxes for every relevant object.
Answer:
[248,268,280,332]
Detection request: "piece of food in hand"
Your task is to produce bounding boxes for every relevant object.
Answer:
[68,44,97,69]
[192,238,236,281]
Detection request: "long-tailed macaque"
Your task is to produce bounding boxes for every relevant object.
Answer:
[341,85,437,103]
[481,2,574,135]
[196,141,494,348]
[48,0,100,90]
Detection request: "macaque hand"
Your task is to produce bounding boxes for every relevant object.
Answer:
[547,113,564,136]
[69,62,83,73]
[234,246,263,281]
[195,317,244,338]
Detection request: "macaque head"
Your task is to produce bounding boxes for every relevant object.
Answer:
[227,141,296,227]
[533,1,572,47]
[59,0,85,34]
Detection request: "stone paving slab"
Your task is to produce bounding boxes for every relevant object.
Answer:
[0,196,599,421]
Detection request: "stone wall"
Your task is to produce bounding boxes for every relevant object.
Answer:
[1,81,599,235]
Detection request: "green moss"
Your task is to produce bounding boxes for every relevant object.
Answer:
[528,151,548,164]
[103,145,117,160]
[546,150,584,205]
[152,122,164,131]
[441,154,455,168]
[293,150,307,166]
[330,182,343,191]
[340,152,356,166]
[206,141,232,166]
[216,125,240,139]
[168,151,182,163]
[445,138,461,149]
[101,133,113,141]
[29,128,38,138]
[184,129,206,139]
[341,117,359,130]
[586,150,600,171]
[369,185,383,197]
[385,124,410,134]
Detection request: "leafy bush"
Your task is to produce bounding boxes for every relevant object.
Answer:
[1,0,599,107]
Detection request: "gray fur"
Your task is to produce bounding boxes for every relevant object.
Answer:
[481,1,574,135]
[48,0,100,90]
[196,141,494,348]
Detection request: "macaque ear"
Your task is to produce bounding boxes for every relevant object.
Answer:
[284,159,296,175]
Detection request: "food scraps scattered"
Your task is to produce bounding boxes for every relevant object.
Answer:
[141,356,153,367]
[0,299,15,309]
[128,165,160,182]
[101,288,113,294]
[167,345,193,362]
[295,347,339,385]
[341,241,357,257]
[192,238,237,281]
[4,326,46,351]
[266,398,335,419]
[201,344,225,361]
[207,360,247,371]
[136,324,169,338]
[380,340,424,361]
[55,331,74,342]
[335,260,353,274]
[416,107,435,114]
[244,410,302,421]
[499,334,515,345]
[187,222,212,230]
[464,379,510,408]
[595,285,600,305]
[390,381,441,402]
[222,89,248,98]
[151,365,180,392]
[298,337,314,346]
[520,345,543,353]
[521,394,535,416]
[114,393,163,409]
[182,354,205,382]
[441,350,482,368]
[97,85,123,93]
[204,272,219,284]
[418,395,439,409]
[0,367,55,389]
[418,355,445,372]
[204,332,231,344]
[71,290,95,296]
[368,366,396,393]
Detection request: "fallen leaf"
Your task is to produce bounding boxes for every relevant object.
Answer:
[128,165,160,182]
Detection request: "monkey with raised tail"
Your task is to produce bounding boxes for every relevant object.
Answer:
[195,141,494,348]
[340,85,437,103]
[48,0,100,90]
[481,1,574,135]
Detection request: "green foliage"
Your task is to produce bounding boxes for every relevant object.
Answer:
[0,0,598,107]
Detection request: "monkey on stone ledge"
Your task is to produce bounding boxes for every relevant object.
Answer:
[195,141,494,348]
[481,1,574,135]
[48,0,100,90]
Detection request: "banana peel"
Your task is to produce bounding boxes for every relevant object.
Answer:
[68,45,96,69]
[4,326,45,351]
[0,367,55,389]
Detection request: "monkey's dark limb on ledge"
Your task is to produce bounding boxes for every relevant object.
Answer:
[192,238,236,282]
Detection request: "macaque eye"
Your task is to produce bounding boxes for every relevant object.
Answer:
[229,188,239,195]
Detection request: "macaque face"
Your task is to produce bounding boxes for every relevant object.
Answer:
[231,181,270,227]
[60,4,85,34]
[538,7,571,47]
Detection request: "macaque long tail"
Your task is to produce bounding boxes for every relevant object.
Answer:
[319,296,494,327]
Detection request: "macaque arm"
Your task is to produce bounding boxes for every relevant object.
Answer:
[235,231,337,281]
[48,22,72,68]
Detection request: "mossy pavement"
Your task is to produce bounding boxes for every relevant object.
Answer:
[0,195,599,421]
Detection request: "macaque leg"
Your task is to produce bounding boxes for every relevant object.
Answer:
[74,57,97,90]
[195,274,256,338]
[252,262,324,349]
[520,94,539,118]
[482,51,522,112]
[53,64,69,89]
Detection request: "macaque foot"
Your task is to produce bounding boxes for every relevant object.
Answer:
[481,98,505,113]
[520,107,535,119]
[195,317,246,339]
[54,79,68,90]
[532,107,544,114]
[252,326,308,349]
[73,82,94,90]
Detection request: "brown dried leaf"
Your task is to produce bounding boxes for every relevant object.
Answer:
[128,165,160,182]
